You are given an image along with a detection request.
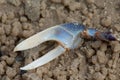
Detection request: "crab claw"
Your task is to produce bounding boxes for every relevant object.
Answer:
[20,45,65,70]
[14,23,85,70]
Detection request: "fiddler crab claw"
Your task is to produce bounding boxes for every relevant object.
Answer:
[14,22,119,70]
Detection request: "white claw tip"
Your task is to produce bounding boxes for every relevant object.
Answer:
[13,47,17,52]
[20,67,27,70]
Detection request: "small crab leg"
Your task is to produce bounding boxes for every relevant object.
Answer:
[20,45,65,70]
[82,28,120,41]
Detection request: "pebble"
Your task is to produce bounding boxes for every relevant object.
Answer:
[91,55,98,64]
[100,43,107,52]
[7,0,21,7]
[6,57,15,65]
[69,2,81,11]
[0,27,5,35]
[87,13,93,19]
[4,25,11,35]
[61,0,71,6]
[11,21,22,36]
[97,50,107,64]
[112,53,119,69]
[85,48,95,58]
[114,24,120,31]
[24,56,33,65]
[22,23,32,30]
[86,0,95,4]
[24,0,40,21]
[20,16,27,22]
[6,12,15,20]
[1,35,7,44]
[113,42,120,53]
[101,16,112,27]
[91,41,102,49]
[88,66,94,74]
[93,72,105,80]
[12,62,21,69]
[22,29,35,38]
[6,67,17,79]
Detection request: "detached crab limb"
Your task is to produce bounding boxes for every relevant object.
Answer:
[14,22,119,70]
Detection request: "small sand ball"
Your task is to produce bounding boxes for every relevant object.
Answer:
[69,2,81,11]
[0,27,5,35]
[97,50,107,64]
[7,12,15,20]
[1,35,7,44]
[114,24,120,31]
[113,43,120,53]
[93,72,105,80]
[100,43,107,52]
[88,66,94,74]
[6,57,15,65]
[91,41,102,49]
[24,57,33,65]
[61,0,71,6]
[11,21,22,36]
[20,16,27,22]
[110,41,120,53]
[1,61,6,67]
[13,62,21,68]
[6,67,17,79]
[4,25,11,35]
[85,48,95,58]
[22,29,35,38]
[101,16,112,27]
[92,56,98,64]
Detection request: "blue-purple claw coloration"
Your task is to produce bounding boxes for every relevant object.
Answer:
[61,22,118,42]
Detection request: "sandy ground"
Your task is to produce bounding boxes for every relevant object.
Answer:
[0,0,120,80]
